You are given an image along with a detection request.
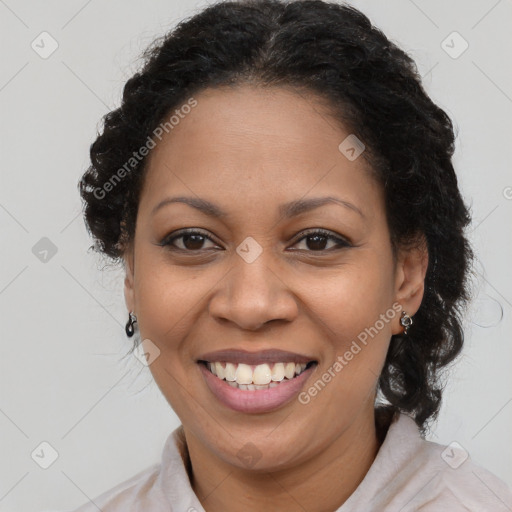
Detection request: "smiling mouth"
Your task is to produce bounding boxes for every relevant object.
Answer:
[198,360,318,390]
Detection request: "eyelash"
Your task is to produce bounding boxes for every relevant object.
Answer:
[159,228,351,253]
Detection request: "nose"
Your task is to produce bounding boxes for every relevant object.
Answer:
[208,253,299,331]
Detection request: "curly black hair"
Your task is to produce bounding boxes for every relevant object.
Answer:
[79,0,474,432]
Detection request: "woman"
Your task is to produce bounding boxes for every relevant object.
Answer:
[72,0,512,510]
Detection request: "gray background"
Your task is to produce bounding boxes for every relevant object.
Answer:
[1,0,511,510]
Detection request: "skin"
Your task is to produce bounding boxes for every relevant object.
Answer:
[123,84,428,512]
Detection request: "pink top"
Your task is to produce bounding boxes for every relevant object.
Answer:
[70,413,512,511]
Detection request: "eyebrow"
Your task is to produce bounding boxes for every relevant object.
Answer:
[151,195,365,220]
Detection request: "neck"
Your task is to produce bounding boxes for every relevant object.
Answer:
[185,406,386,512]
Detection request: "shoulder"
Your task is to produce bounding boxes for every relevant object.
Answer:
[68,425,201,512]
[409,432,512,511]
[69,462,162,512]
[341,413,512,512]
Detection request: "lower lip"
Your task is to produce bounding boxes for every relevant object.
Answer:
[198,363,316,414]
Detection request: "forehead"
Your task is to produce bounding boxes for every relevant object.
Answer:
[139,84,381,219]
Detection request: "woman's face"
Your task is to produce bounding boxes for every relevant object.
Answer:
[124,84,426,471]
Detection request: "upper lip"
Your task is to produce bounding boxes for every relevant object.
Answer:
[197,349,316,365]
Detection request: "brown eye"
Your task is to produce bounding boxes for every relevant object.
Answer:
[159,228,350,253]
[160,229,219,251]
[291,229,350,252]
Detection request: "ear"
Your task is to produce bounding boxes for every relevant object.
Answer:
[123,246,136,314]
[391,233,429,335]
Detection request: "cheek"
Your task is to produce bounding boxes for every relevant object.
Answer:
[309,255,396,345]
[133,252,209,343]
[132,262,208,413]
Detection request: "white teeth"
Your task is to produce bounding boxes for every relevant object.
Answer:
[225,362,236,381]
[271,362,285,382]
[215,362,225,380]
[285,362,296,379]
[295,363,307,376]
[235,363,253,385]
[206,360,312,387]
[253,363,272,385]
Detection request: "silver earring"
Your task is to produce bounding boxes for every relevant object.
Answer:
[125,311,137,337]
[400,311,413,335]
